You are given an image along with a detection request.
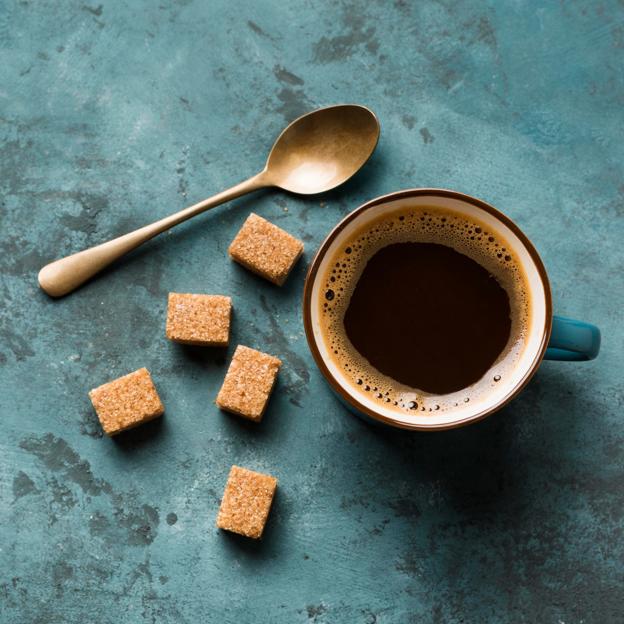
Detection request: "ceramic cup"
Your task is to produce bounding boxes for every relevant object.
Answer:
[303,189,601,431]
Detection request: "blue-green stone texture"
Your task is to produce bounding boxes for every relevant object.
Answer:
[1,1,622,622]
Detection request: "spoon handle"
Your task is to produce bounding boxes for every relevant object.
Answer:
[38,171,270,297]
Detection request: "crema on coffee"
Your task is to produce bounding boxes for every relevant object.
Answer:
[318,206,531,414]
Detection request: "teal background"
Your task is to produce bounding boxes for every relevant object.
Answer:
[1,1,623,622]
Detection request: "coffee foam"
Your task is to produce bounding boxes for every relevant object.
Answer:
[318,206,531,414]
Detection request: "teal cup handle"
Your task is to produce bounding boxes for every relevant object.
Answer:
[545,315,601,361]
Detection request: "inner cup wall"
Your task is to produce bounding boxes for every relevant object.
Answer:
[309,194,549,427]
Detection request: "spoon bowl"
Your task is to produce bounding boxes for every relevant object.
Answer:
[266,104,380,194]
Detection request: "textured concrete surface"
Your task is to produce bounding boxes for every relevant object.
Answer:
[1,1,623,622]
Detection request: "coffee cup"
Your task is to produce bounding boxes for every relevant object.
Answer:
[303,189,601,430]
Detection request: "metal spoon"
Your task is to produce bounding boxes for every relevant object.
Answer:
[38,104,380,297]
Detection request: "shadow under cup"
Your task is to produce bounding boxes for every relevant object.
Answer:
[303,189,553,431]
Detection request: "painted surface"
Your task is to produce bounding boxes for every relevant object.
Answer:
[1,1,622,622]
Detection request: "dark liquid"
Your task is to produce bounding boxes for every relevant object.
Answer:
[343,242,511,394]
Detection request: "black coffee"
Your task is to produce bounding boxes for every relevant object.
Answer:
[343,242,511,394]
[319,207,530,413]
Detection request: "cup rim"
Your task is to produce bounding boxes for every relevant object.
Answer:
[302,188,553,431]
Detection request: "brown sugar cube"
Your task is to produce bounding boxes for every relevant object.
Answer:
[88,368,164,436]
[215,345,281,422]
[216,465,278,539]
[166,293,231,346]
[228,213,304,285]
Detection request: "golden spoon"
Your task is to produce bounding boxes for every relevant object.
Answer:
[38,104,380,297]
